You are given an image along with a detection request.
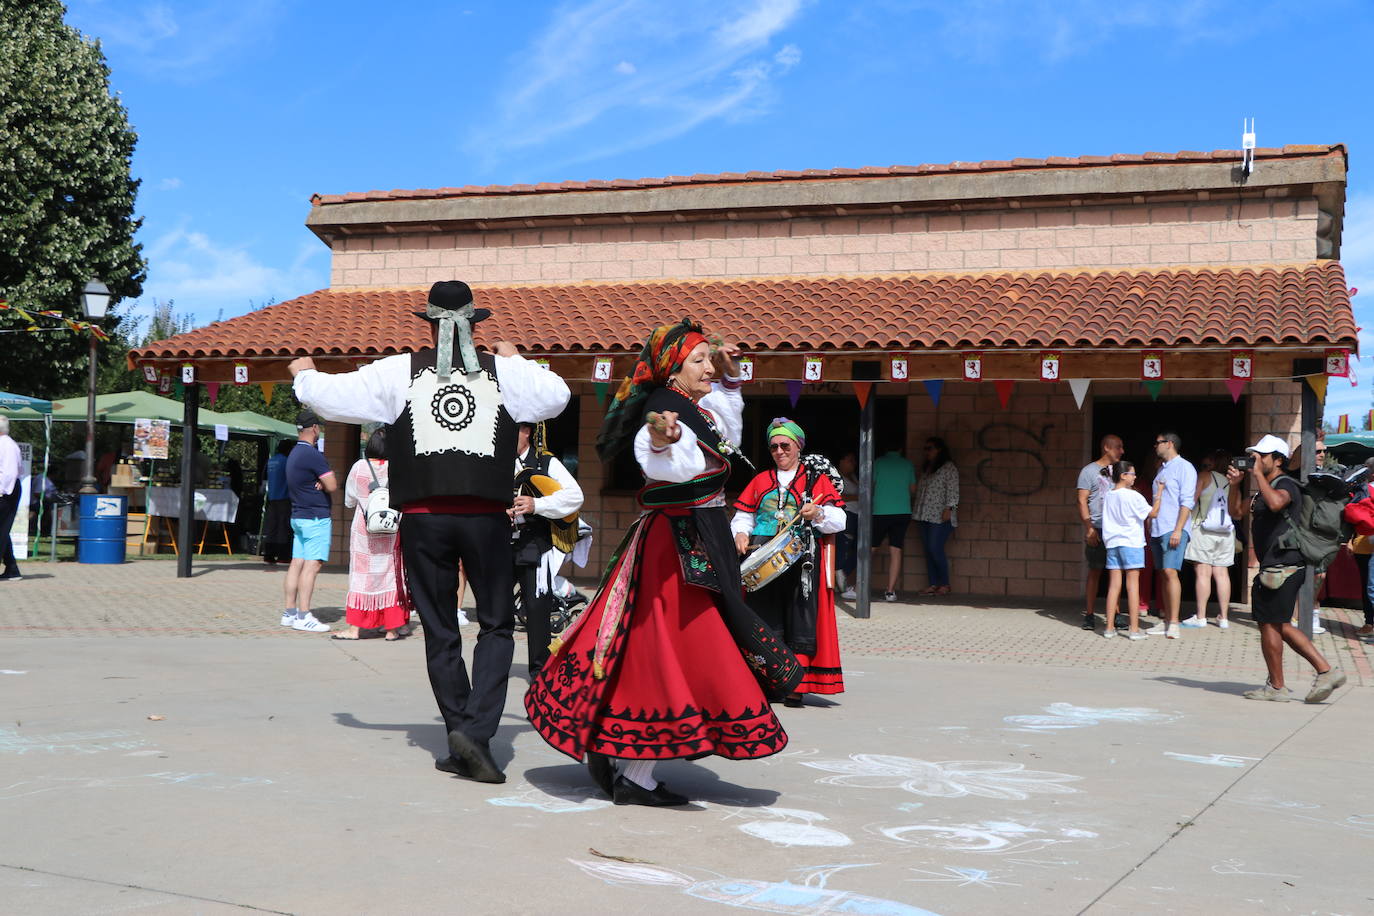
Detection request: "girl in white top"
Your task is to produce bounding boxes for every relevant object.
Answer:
[1100,461,1160,639]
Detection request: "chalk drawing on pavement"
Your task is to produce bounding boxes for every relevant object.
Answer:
[1163,752,1259,768]
[1003,703,1180,731]
[0,772,274,800]
[874,821,1097,855]
[569,859,941,915]
[1212,859,1301,879]
[906,866,1016,888]
[488,785,611,814]
[0,669,27,675]
[737,809,852,848]
[801,755,1081,800]
[0,726,149,755]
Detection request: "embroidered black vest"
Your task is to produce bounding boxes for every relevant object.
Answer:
[386,350,518,508]
[637,387,732,509]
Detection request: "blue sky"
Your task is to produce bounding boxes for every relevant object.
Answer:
[64,0,1374,422]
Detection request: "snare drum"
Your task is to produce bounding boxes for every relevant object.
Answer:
[740,519,810,592]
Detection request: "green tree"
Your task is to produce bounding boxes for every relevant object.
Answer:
[0,0,146,397]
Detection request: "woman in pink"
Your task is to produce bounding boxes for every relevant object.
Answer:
[333,428,409,641]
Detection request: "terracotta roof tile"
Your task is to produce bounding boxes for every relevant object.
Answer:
[309,146,1345,206]
[128,262,1355,364]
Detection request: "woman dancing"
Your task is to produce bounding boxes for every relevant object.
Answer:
[525,319,800,807]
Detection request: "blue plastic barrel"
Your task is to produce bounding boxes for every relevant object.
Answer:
[78,494,128,564]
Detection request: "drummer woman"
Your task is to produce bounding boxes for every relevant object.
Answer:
[525,320,800,807]
[731,418,846,706]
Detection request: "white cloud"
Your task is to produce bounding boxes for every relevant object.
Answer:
[156,177,182,191]
[470,0,809,168]
[128,225,327,326]
[65,0,280,78]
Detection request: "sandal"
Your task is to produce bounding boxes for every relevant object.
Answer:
[933,586,951,596]
[330,633,360,641]
[918,586,938,596]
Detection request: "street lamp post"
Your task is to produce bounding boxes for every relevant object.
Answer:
[78,280,111,495]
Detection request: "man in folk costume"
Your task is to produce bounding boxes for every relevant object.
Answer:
[290,280,570,783]
[732,418,846,706]
[510,421,583,679]
[525,319,800,807]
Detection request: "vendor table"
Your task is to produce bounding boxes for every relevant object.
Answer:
[144,487,240,555]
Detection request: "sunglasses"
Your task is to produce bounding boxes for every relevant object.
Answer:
[769,442,794,451]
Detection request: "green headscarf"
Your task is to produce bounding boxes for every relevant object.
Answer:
[767,417,805,450]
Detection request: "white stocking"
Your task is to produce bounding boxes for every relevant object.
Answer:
[621,760,657,790]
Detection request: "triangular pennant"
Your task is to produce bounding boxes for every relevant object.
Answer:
[206,382,220,405]
[594,381,609,407]
[260,382,274,405]
[1305,374,1327,400]
[785,379,803,407]
[1225,378,1246,403]
[1068,378,1090,409]
[922,379,943,406]
[993,380,1015,409]
[1144,380,1164,401]
[174,380,184,399]
[852,381,873,409]
[1337,414,1351,434]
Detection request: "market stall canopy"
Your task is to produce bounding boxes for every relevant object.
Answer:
[1326,433,1374,466]
[126,261,1358,383]
[45,391,289,439]
[0,391,53,418]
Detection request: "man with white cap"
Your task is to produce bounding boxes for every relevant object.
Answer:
[1227,435,1346,703]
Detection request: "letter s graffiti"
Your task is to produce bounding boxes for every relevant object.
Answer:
[976,423,1055,496]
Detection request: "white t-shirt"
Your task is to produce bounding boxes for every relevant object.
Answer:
[1101,487,1151,549]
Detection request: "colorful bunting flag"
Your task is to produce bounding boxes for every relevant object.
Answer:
[1337,414,1351,434]
[1141,351,1163,380]
[207,382,220,406]
[1305,374,1328,401]
[993,380,1015,409]
[234,363,249,385]
[260,382,275,405]
[890,354,909,381]
[922,379,943,406]
[1230,350,1253,380]
[737,356,754,382]
[1325,348,1350,378]
[1225,378,1246,403]
[181,364,196,384]
[1039,352,1060,381]
[1144,380,1164,401]
[0,298,109,340]
[592,357,613,382]
[785,380,803,407]
[158,374,172,395]
[1068,379,1090,409]
[803,354,824,382]
[594,381,609,406]
[852,381,873,409]
[142,365,158,383]
[962,352,983,381]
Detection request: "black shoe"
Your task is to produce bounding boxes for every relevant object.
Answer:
[782,693,804,708]
[586,752,615,797]
[434,755,471,777]
[1080,615,1095,630]
[612,775,689,807]
[447,730,506,783]
[0,571,21,581]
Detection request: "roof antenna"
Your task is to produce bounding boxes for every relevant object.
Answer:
[1241,118,1256,177]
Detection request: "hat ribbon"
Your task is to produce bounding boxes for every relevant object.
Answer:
[426,300,479,380]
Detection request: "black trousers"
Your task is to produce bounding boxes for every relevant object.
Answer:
[516,561,553,678]
[0,489,19,575]
[400,512,515,744]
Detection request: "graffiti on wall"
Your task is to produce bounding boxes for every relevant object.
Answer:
[975,422,1055,496]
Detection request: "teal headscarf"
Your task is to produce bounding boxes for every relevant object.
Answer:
[767,417,805,450]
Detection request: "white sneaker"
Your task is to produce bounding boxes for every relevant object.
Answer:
[293,613,330,633]
[883,590,897,602]
[1165,623,1180,639]
[841,587,857,601]
[1146,621,1167,636]
[1312,625,1327,635]
[280,612,296,628]
[1126,631,1148,640]
[1102,628,1116,639]
[457,610,471,626]
[1217,619,1230,629]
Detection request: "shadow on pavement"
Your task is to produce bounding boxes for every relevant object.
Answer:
[333,711,449,757]
[1149,675,1257,696]
[523,760,781,810]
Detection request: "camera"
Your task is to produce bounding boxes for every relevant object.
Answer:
[1231,456,1255,471]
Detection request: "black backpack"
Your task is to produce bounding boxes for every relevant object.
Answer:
[1275,471,1357,572]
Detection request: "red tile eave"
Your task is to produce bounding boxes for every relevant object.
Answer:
[127,263,1356,368]
[308,146,1345,207]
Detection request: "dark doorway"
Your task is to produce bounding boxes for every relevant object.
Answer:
[1092,396,1247,604]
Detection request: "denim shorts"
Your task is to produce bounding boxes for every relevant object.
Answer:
[1149,531,1191,571]
[291,517,332,562]
[1105,546,1144,570]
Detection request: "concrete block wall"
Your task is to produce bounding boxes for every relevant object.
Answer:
[329,199,1322,288]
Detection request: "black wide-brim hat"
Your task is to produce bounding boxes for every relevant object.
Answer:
[414,280,492,323]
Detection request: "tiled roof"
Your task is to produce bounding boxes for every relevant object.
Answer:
[129,262,1355,363]
[310,146,1344,206]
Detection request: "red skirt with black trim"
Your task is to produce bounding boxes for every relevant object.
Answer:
[524,511,788,762]
[797,539,845,694]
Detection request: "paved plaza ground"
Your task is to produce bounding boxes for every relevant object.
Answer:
[2,558,1372,914]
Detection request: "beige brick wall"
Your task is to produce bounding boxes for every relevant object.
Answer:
[330,199,1321,288]
[566,378,1310,601]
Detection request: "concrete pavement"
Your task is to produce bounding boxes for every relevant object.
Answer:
[1,559,1371,914]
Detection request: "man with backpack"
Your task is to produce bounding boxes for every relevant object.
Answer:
[1227,435,1346,703]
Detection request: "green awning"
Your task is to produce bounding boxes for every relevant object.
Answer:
[46,391,288,439]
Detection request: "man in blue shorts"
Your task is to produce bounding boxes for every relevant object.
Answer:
[1147,432,1196,639]
[282,409,337,633]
